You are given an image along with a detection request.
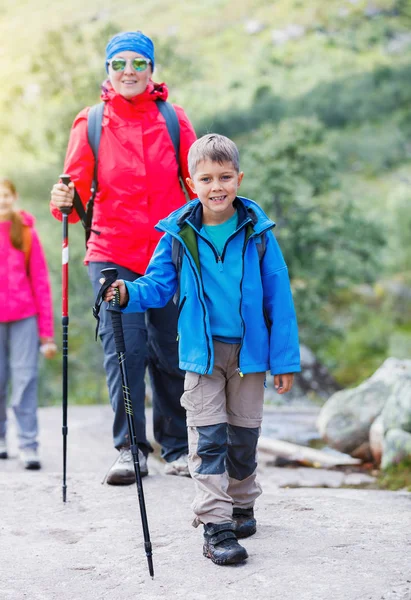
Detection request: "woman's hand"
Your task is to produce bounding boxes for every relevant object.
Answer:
[50,181,75,211]
[99,279,129,307]
[273,373,294,394]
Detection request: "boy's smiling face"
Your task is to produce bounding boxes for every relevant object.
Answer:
[186,159,244,225]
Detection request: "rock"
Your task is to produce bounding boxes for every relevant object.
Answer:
[369,414,384,465]
[381,376,411,434]
[317,358,411,454]
[350,441,373,463]
[317,381,388,454]
[381,428,411,469]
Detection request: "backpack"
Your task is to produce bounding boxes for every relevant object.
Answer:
[73,99,181,246]
[170,232,267,305]
[22,224,32,275]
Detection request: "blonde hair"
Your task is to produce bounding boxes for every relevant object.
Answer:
[188,134,240,176]
[0,178,23,250]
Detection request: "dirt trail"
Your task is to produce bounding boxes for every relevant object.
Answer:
[1,405,410,600]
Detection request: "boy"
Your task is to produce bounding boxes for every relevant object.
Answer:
[102,133,300,566]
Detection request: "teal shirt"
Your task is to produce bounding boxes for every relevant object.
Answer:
[202,211,238,256]
[200,211,242,342]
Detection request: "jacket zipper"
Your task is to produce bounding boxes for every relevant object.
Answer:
[183,240,212,374]
[177,295,187,319]
[175,295,187,341]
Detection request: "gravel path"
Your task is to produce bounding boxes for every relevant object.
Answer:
[1,405,410,600]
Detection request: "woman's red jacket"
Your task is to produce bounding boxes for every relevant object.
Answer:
[51,81,196,274]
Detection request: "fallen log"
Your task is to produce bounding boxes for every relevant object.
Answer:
[258,436,362,468]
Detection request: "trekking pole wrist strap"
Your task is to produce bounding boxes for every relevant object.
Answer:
[92,271,117,340]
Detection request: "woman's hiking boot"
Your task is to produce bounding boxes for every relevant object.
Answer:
[233,507,257,539]
[106,447,148,485]
[203,522,248,565]
[0,438,8,459]
[20,447,41,470]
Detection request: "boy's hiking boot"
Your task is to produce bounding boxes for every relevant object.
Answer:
[20,448,41,470]
[164,453,190,477]
[106,447,148,485]
[203,522,248,566]
[0,438,7,459]
[233,507,257,539]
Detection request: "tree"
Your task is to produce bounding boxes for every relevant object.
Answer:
[239,117,385,348]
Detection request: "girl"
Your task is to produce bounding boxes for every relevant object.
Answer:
[0,178,56,469]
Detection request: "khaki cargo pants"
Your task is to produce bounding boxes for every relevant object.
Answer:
[180,341,265,526]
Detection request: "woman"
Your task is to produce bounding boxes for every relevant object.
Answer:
[50,31,196,485]
[0,178,56,469]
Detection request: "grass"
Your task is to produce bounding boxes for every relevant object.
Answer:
[377,459,411,491]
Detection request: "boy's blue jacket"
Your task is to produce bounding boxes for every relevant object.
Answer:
[123,197,301,376]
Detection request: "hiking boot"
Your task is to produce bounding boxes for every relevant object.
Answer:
[0,438,7,459]
[164,453,190,477]
[203,522,248,566]
[20,447,41,470]
[106,447,148,485]
[233,507,257,539]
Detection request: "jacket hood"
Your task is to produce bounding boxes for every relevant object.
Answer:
[156,196,275,237]
[19,210,35,227]
[100,79,169,104]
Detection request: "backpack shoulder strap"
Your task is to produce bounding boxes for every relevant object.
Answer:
[256,232,267,262]
[22,225,32,274]
[87,103,105,168]
[171,236,184,305]
[156,100,181,170]
[72,102,105,246]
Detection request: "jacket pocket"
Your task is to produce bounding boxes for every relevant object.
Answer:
[177,295,187,319]
[180,372,203,414]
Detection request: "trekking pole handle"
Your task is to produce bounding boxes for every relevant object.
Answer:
[59,173,72,216]
[100,268,125,353]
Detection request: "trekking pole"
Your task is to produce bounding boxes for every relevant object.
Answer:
[59,173,71,503]
[95,268,154,578]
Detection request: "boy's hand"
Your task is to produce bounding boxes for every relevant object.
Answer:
[274,373,294,394]
[99,278,129,307]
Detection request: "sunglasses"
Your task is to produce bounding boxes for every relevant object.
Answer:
[107,57,151,72]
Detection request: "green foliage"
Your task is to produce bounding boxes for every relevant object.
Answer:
[1,0,411,394]
[240,118,385,348]
[4,22,197,165]
[378,457,411,491]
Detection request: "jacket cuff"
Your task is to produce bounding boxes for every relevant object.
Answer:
[270,363,301,375]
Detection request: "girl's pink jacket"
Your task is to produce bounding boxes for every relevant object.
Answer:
[0,211,54,339]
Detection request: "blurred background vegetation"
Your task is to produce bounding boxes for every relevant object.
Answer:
[1,0,410,405]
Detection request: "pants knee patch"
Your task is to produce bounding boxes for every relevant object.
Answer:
[196,424,227,475]
[227,424,259,481]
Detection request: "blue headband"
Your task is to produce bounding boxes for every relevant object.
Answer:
[105,31,155,72]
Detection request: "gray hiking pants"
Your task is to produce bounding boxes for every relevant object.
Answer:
[0,316,39,449]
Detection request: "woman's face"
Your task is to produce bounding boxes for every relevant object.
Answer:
[0,184,16,220]
[107,51,152,99]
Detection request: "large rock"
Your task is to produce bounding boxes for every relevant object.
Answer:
[317,358,411,454]
[369,414,384,465]
[381,429,411,469]
[381,376,411,434]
